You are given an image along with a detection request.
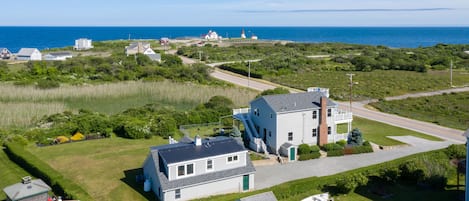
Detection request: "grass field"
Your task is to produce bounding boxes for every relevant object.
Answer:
[27,135,172,201]
[353,116,443,146]
[0,81,258,128]
[0,149,32,201]
[266,70,469,100]
[370,92,469,130]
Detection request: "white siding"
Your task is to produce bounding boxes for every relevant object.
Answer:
[250,100,277,152]
[163,174,254,201]
[167,151,247,181]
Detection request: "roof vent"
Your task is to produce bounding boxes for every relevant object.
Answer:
[194,135,202,146]
[22,176,32,184]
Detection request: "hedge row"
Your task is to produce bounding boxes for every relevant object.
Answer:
[219,64,263,79]
[4,143,92,201]
[298,152,321,161]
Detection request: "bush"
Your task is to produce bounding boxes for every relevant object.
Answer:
[336,140,347,147]
[327,149,344,157]
[336,173,368,194]
[4,143,92,201]
[298,152,321,161]
[348,128,363,146]
[322,143,344,151]
[445,144,466,159]
[298,144,312,154]
[310,145,320,152]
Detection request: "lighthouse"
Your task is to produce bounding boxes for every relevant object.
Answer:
[241,28,246,39]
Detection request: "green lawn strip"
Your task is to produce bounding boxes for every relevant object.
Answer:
[353,116,443,146]
[27,136,165,201]
[0,149,31,201]
[196,148,460,201]
[370,92,469,130]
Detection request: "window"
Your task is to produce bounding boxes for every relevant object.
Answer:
[312,128,317,137]
[328,127,331,135]
[175,189,181,199]
[177,165,185,176]
[269,131,272,137]
[270,113,273,118]
[327,109,332,117]
[288,132,293,141]
[257,109,260,116]
[207,159,213,170]
[312,111,317,119]
[177,164,194,177]
[186,164,194,175]
[227,155,239,163]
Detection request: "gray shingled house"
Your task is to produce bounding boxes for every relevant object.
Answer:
[142,136,255,201]
[0,47,12,60]
[3,176,51,201]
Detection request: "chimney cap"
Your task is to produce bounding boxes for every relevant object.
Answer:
[22,176,32,184]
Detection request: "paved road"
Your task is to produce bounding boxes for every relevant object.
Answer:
[255,136,454,189]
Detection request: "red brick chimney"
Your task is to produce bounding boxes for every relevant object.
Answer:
[318,96,328,146]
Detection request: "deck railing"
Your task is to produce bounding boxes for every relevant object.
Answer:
[233,108,250,115]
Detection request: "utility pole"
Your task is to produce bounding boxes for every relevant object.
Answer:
[198,51,202,61]
[450,60,453,87]
[346,73,355,113]
[248,60,251,87]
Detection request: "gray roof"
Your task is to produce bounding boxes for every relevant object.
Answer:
[251,91,337,113]
[156,137,246,164]
[239,191,278,201]
[280,142,295,149]
[45,52,72,57]
[3,179,51,200]
[17,48,39,56]
[146,137,256,191]
[147,53,161,61]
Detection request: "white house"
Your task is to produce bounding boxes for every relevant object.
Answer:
[74,38,93,50]
[142,136,255,201]
[16,48,42,61]
[203,30,221,41]
[0,48,12,60]
[233,90,352,161]
[44,52,73,61]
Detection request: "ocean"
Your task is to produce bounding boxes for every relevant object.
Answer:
[1,27,469,52]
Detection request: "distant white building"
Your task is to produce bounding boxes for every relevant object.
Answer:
[204,30,221,40]
[74,38,93,50]
[251,34,258,40]
[44,52,73,61]
[241,29,246,39]
[17,48,42,61]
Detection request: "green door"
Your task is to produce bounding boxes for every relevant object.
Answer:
[290,147,295,161]
[243,175,249,191]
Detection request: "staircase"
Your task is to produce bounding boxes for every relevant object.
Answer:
[233,111,269,155]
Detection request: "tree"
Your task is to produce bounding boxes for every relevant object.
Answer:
[348,128,363,146]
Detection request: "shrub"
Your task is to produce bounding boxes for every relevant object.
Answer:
[298,144,312,154]
[379,166,400,184]
[336,140,347,147]
[362,140,371,147]
[445,144,466,159]
[327,149,344,157]
[322,143,343,151]
[298,152,321,161]
[336,173,368,194]
[310,145,320,152]
[347,128,363,146]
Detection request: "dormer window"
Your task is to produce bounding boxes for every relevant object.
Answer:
[177,163,195,177]
[207,159,213,171]
[227,155,239,163]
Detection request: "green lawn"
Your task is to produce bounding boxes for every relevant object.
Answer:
[0,149,31,201]
[370,92,469,130]
[26,135,172,201]
[352,116,443,146]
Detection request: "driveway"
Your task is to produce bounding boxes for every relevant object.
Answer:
[255,136,454,189]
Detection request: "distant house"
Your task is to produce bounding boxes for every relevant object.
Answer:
[203,30,221,40]
[16,48,42,61]
[125,42,151,56]
[125,42,161,61]
[233,89,352,161]
[160,37,170,46]
[44,51,73,61]
[0,47,12,60]
[3,176,51,201]
[74,38,93,50]
[142,136,255,201]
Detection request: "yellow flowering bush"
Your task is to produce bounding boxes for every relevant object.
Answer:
[71,132,85,141]
[56,136,70,144]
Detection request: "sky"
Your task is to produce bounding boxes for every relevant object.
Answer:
[3,0,469,26]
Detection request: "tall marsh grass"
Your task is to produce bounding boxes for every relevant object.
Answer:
[0,81,258,127]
